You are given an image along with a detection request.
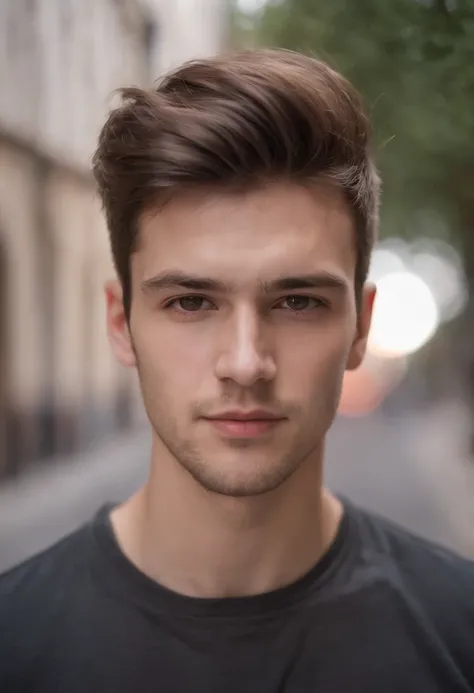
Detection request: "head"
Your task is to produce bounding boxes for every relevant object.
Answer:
[93,48,379,498]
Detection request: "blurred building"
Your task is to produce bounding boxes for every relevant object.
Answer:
[0,0,228,479]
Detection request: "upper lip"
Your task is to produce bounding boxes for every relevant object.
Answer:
[205,410,284,421]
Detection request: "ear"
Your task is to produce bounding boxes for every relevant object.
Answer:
[346,283,377,371]
[105,279,136,368]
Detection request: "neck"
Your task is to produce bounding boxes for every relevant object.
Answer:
[111,439,343,599]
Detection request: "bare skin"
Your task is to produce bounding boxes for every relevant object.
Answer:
[106,181,375,598]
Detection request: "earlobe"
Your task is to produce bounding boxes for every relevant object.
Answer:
[346,338,367,371]
[105,280,136,368]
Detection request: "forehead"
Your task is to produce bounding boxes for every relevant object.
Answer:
[135,182,356,285]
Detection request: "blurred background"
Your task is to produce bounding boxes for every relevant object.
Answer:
[0,0,473,572]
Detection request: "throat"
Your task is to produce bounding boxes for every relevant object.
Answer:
[110,484,343,600]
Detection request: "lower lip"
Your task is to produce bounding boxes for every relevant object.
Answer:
[205,419,284,437]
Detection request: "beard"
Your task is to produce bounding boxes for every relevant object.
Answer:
[159,434,309,497]
[142,391,331,498]
[153,424,320,497]
[135,349,343,499]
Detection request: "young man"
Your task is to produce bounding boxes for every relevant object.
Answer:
[1,49,473,693]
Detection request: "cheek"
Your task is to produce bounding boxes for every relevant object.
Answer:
[277,319,353,373]
[276,327,352,411]
[280,344,347,394]
[134,318,212,386]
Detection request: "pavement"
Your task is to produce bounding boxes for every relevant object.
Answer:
[0,428,150,572]
[403,399,474,554]
[0,401,472,573]
[326,402,474,556]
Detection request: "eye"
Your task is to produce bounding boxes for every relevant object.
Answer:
[276,295,325,311]
[166,295,215,312]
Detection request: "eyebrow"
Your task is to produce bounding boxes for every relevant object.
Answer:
[140,270,349,295]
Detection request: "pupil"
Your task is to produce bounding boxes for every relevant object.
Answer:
[180,297,203,311]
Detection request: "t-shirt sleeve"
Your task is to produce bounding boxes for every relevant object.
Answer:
[0,559,40,689]
[356,505,474,688]
[398,540,474,687]
[0,530,86,689]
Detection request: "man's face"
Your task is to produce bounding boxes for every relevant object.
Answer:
[107,182,374,497]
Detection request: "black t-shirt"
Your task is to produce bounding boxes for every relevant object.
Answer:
[1,498,473,693]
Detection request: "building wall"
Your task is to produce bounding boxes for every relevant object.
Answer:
[145,0,229,73]
[0,0,228,479]
[0,0,152,170]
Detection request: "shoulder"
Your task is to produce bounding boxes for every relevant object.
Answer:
[0,521,94,684]
[350,501,474,594]
[348,501,474,666]
[0,520,91,598]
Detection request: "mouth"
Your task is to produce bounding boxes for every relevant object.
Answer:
[202,411,286,438]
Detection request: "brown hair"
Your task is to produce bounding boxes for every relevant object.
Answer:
[92,48,380,320]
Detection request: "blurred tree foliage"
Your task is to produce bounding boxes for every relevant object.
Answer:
[232,0,474,422]
[237,0,474,257]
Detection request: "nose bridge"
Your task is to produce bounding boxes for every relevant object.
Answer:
[215,303,275,385]
[233,303,261,360]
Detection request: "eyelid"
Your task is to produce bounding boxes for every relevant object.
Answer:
[162,293,328,312]
[274,295,327,309]
[164,294,216,311]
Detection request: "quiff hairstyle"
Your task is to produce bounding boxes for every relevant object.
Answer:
[92,49,380,320]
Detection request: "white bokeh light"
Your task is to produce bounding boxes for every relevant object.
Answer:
[237,0,268,13]
[368,247,406,283]
[411,250,468,322]
[368,271,440,358]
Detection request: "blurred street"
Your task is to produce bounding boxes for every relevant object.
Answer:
[1,400,472,574]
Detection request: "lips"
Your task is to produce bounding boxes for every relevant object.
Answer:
[203,411,285,438]
[210,410,282,421]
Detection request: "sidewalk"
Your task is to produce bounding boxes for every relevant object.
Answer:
[0,427,151,572]
[405,399,474,556]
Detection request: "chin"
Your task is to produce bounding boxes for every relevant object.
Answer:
[187,462,297,498]
[167,435,311,498]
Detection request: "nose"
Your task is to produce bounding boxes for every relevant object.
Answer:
[214,307,276,387]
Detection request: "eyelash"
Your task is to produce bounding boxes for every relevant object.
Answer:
[163,295,328,314]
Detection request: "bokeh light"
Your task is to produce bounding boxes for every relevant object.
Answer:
[368,271,439,358]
